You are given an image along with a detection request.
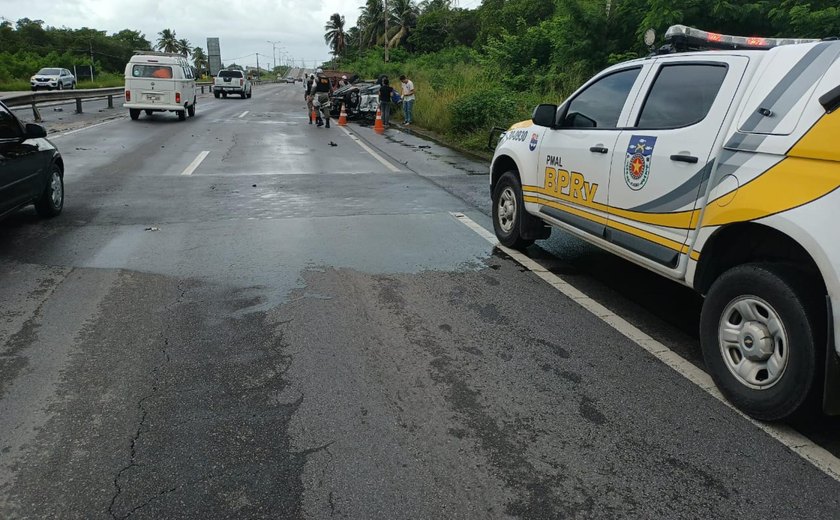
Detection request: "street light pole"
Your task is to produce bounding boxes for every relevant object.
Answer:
[267,40,281,72]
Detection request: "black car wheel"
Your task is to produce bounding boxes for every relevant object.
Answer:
[187,102,195,117]
[34,164,64,218]
[177,110,186,121]
[129,109,141,120]
[700,263,824,421]
[492,171,535,250]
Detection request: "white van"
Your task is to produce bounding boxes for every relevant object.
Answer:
[124,51,197,121]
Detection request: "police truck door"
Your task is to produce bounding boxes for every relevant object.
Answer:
[525,65,649,240]
[605,56,748,270]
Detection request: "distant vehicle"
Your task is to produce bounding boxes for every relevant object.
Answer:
[285,76,296,84]
[123,52,197,121]
[30,68,75,91]
[214,70,252,99]
[0,100,64,221]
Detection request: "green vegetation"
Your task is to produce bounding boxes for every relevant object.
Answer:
[327,0,840,152]
[0,20,210,90]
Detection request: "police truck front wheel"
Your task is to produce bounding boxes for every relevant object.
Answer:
[700,263,824,421]
[492,171,534,250]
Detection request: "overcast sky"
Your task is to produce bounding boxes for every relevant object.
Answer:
[0,0,371,69]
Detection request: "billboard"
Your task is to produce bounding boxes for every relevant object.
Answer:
[207,37,222,76]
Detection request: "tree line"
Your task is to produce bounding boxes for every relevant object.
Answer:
[324,0,840,83]
[0,19,213,82]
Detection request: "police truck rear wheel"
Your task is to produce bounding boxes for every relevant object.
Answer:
[492,171,534,250]
[700,263,823,421]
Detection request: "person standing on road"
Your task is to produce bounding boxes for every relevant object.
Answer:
[305,73,318,125]
[309,68,333,128]
[399,75,415,126]
[378,78,394,127]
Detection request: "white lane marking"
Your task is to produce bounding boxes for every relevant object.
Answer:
[338,126,400,173]
[51,118,122,139]
[238,110,249,118]
[180,151,210,176]
[451,211,840,483]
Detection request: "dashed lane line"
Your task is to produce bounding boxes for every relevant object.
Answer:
[238,110,249,118]
[180,151,210,176]
[451,211,840,483]
[338,126,400,173]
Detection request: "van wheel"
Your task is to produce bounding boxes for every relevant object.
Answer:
[492,171,534,250]
[700,263,824,421]
[222,92,227,98]
[187,103,195,117]
[34,164,64,218]
[177,110,186,121]
[145,110,153,116]
[129,109,140,120]
[214,92,220,99]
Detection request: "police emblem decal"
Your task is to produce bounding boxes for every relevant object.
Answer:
[529,133,539,151]
[624,135,657,191]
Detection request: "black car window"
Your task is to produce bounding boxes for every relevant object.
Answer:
[0,106,22,139]
[219,70,243,78]
[561,68,641,129]
[636,64,728,129]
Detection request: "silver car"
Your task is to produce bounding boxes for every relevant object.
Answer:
[30,68,76,91]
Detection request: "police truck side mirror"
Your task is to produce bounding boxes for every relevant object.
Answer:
[532,104,558,128]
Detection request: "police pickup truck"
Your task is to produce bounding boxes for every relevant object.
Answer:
[491,25,840,421]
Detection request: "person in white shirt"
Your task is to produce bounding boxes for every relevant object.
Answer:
[399,75,415,125]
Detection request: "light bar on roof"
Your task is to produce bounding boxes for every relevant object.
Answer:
[664,25,820,51]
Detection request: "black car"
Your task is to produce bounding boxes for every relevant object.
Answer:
[0,101,64,221]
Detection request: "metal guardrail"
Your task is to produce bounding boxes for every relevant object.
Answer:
[2,82,215,122]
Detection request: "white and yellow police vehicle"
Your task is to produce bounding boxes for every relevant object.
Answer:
[490,25,840,421]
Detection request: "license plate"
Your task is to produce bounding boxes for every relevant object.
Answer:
[146,94,160,101]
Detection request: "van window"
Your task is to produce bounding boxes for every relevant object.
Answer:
[219,70,243,78]
[132,65,173,79]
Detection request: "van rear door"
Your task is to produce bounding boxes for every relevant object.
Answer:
[128,63,177,105]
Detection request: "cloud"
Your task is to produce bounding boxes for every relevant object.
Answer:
[2,0,367,68]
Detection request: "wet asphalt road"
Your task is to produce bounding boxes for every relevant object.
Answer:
[2,83,840,519]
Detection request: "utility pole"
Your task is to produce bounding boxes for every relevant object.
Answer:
[384,0,389,63]
[90,41,95,81]
[256,53,260,80]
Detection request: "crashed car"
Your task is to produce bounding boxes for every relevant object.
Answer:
[330,82,377,119]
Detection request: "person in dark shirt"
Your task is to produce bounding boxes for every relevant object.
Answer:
[379,78,394,127]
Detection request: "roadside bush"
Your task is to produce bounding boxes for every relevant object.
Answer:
[450,87,520,133]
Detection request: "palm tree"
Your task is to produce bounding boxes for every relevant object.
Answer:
[388,0,420,48]
[324,13,348,59]
[177,38,192,57]
[156,29,179,53]
[192,47,208,74]
[358,0,386,49]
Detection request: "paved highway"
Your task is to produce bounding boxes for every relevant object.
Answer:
[2,83,840,518]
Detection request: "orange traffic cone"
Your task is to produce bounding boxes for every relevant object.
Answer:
[338,103,348,126]
[374,107,385,134]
